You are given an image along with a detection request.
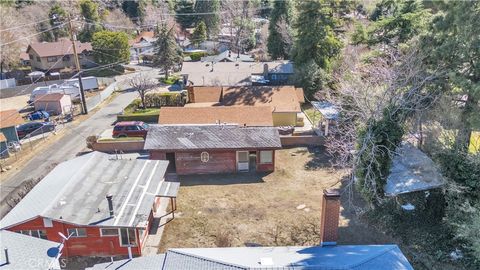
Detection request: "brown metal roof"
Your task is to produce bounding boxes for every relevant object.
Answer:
[296,88,305,103]
[34,93,66,102]
[159,106,274,126]
[27,40,92,57]
[0,110,23,129]
[0,132,6,142]
[221,86,301,112]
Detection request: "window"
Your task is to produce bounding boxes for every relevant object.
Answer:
[113,126,123,131]
[100,228,119,236]
[43,218,53,227]
[67,228,87,237]
[47,56,58,62]
[200,152,209,163]
[62,55,70,61]
[126,126,138,131]
[18,230,47,240]
[119,228,137,247]
[36,57,41,62]
[29,54,33,60]
[259,151,273,164]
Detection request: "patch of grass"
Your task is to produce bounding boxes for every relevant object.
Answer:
[160,75,180,85]
[470,131,480,153]
[302,103,321,125]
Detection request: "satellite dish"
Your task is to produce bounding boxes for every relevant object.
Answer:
[47,247,60,258]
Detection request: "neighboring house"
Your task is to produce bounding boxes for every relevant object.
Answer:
[0,110,23,155]
[145,125,282,175]
[0,230,61,270]
[26,40,94,72]
[34,93,72,115]
[181,61,294,86]
[186,86,305,126]
[130,31,156,62]
[19,51,30,66]
[200,50,254,63]
[159,106,274,127]
[0,151,175,258]
[88,190,413,270]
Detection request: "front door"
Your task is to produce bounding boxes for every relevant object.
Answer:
[237,151,249,172]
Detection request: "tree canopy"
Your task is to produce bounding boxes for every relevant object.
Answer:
[193,0,220,37]
[153,24,183,79]
[78,0,103,42]
[91,30,130,66]
[191,20,207,47]
[267,0,293,59]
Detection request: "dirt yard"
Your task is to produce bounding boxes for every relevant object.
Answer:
[158,147,395,252]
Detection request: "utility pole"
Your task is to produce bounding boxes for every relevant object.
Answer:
[67,15,88,114]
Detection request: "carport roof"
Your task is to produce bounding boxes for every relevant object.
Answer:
[0,109,23,129]
[0,152,169,229]
[144,124,282,151]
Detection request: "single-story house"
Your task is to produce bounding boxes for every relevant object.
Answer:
[186,86,305,126]
[34,93,72,115]
[200,50,254,63]
[181,61,294,86]
[0,151,177,258]
[145,125,282,175]
[0,110,23,155]
[130,31,156,62]
[26,40,94,71]
[88,190,413,270]
[159,106,274,127]
[1,230,61,270]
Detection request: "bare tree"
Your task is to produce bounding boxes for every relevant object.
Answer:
[129,74,156,109]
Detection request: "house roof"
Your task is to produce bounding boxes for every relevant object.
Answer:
[189,86,223,103]
[87,255,166,270]
[0,230,60,270]
[311,101,340,120]
[88,245,413,270]
[0,152,169,229]
[27,40,92,58]
[201,50,254,63]
[181,61,293,86]
[133,31,156,43]
[159,106,274,126]
[296,88,305,103]
[221,86,301,112]
[0,132,6,142]
[385,143,445,196]
[34,93,66,102]
[144,125,281,151]
[0,110,23,129]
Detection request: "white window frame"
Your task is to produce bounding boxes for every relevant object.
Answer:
[259,150,273,164]
[119,228,137,247]
[47,56,58,62]
[67,228,87,238]
[100,228,119,237]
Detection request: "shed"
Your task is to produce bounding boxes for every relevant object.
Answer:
[311,101,340,136]
[145,125,282,175]
[34,93,72,115]
[0,110,23,155]
[385,143,445,196]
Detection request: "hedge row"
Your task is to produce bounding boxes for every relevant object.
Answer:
[117,113,159,123]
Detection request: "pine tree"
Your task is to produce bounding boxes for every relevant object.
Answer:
[78,0,103,42]
[153,24,183,79]
[175,0,196,30]
[267,0,293,59]
[48,4,68,41]
[193,0,220,37]
[122,0,147,23]
[191,20,207,47]
[292,0,342,70]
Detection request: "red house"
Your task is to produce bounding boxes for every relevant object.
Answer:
[145,125,282,175]
[0,152,177,258]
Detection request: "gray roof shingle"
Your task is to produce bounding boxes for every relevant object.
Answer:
[0,152,169,229]
[144,125,282,151]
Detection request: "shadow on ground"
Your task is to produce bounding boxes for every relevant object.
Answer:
[178,172,270,186]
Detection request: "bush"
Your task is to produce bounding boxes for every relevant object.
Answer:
[117,113,159,123]
[188,51,207,61]
[160,75,180,85]
[144,92,185,107]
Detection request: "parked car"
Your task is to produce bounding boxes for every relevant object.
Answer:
[27,110,50,121]
[17,122,56,139]
[112,121,149,138]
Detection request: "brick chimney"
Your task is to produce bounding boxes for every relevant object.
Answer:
[320,189,341,246]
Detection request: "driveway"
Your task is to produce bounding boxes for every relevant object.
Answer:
[0,67,161,217]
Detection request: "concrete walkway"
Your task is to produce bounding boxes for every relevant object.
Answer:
[142,197,174,255]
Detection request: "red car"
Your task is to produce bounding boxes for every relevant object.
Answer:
[112,121,149,138]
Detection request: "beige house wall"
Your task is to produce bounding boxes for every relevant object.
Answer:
[29,50,94,71]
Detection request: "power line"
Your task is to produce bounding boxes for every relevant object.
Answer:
[0,18,52,33]
[0,23,68,47]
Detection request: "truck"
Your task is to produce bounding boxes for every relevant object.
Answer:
[29,84,81,103]
[64,76,99,91]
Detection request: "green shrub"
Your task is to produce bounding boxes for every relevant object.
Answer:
[160,75,180,85]
[189,51,207,61]
[117,113,159,123]
[144,92,185,107]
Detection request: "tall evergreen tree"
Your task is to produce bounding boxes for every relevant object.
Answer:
[292,0,342,70]
[153,24,183,79]
[78,0,103,42]
[191,20,207,47]
[47,4,68,41]
[175,0,196,30]
[267,0,293,59]
[194,0,220,37]
[122,0,147,23]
